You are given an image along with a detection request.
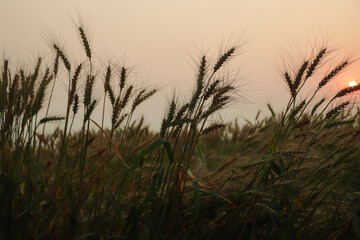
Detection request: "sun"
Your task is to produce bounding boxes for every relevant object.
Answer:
[349,81,357,87]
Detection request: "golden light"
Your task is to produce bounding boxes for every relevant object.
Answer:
[349,81,357,87]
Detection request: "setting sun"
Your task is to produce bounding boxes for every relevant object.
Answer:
[349,81,357,87]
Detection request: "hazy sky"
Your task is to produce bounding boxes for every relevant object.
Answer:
[1,0,360,129]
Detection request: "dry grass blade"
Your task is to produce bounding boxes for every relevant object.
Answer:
[267,103,275,117]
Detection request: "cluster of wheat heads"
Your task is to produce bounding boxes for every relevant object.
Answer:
[0,24,247,238]
[0,25,157,238]
[186,47,360,239]
[2,25,360,239]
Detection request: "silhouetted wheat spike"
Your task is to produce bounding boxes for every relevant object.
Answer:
[53,44,71,72]
[84,75,95,107]
[8,74,19,110]
[284,72,295,98]
[205,84,233,116]
[119,66,127,91]
[103,66,112,101]
[32,68,52,116]
[318,61,348,89]
[32,57,42,82]
[166,99,176,125]
[289,100,306,119]
[202,123,225,135]
[295,117,310,128]
[72,93,79,115]
[213,47,235,73]
[132,88,157,112]
[68,64,82,106]
[4,74,20,131]
[113,113,128,130]
[84,100,97,123]
[106,82,116,107]
[39,53,60,150]
[306,48,326,79]
[204,79,220,101]
[132,89,145,109]
[19,72,28,114]
[177,103,190,119]
[79,27,91,59]
[104,65,112,91]
[111,97,120,128]
[201,96,229,119]
[293,60,308,92]
[160,118,167,138]
[294,132,315,138]
[190,56,206,111]
[0,60,9,114]
[334,84,360,99]
[171,125,182,139]
[324,120,354,129]
[28,73,36,102]
[325,101,350,120]
[39,116,65,125]
[311,98,325,116]
[160,99,177,138]
[2,59,8,86]
[119,85,132,110]
[101,65,112,141]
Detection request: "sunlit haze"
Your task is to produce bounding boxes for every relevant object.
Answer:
[349,81,358,87]
[1,0,360,130]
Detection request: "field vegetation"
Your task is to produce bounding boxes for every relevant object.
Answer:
[1,26,360,239]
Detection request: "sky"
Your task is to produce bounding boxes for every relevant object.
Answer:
[1,0,360,130]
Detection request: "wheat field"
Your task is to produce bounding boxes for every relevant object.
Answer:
[1,26,360,239]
